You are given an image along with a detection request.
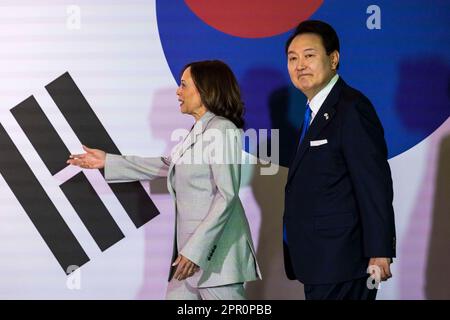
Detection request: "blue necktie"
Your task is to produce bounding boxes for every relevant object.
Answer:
[284,104,312,244]
[299,104,312,145]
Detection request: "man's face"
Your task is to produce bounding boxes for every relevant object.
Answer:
[287,33,339,100]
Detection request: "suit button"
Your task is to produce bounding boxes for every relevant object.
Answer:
[286,188,291,194]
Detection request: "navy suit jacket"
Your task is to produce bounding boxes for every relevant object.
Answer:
[283,77,396,285]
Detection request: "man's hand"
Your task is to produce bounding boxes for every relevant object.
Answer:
[172,254,200,281]
[368,257,392,282]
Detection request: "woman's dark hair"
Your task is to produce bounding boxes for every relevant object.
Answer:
[181,60,245,128]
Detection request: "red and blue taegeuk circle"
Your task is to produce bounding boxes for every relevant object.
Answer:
[157,0,450,165]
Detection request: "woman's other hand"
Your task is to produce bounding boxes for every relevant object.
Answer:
[172,254,200,281]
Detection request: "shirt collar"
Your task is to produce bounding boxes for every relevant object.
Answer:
[193,110,215,130]
[308,74,339,116]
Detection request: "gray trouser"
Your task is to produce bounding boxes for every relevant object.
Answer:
[165,278,246,300]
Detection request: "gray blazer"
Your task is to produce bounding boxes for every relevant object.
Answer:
[104,111,261,288]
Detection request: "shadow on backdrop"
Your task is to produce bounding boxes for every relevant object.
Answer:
[242,68,306,299]
[425,133,450,299]
[398,57,450,299]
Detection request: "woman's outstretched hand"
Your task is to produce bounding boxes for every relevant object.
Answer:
[67,145,106,169]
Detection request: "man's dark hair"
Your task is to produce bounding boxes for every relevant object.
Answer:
[285,20,340,68]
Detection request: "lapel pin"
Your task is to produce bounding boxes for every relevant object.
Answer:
[324,113,329,120]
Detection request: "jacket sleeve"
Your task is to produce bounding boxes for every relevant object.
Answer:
[180,121,242,269]
[104,154,170,182]
[342,96,396,258]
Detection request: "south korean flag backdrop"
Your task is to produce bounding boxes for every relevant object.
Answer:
[0,0,449,299]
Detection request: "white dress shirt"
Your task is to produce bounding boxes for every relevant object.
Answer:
[308,74,339,124]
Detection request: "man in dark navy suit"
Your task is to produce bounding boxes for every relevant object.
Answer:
[283,20,396,300]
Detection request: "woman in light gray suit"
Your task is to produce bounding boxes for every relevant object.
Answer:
[67,60,261,299]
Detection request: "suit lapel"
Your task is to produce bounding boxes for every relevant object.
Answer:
[168,111,216,177]
[178,111,215,160]
[287,78,344,184]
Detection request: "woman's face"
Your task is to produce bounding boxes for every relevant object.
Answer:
[176,67,206,119]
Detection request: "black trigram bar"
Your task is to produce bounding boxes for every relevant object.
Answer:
[12,95,127,258]
[61,172,125,251]
[45,72,159,228]
[11,96,70,175]
[0,124,89,273]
